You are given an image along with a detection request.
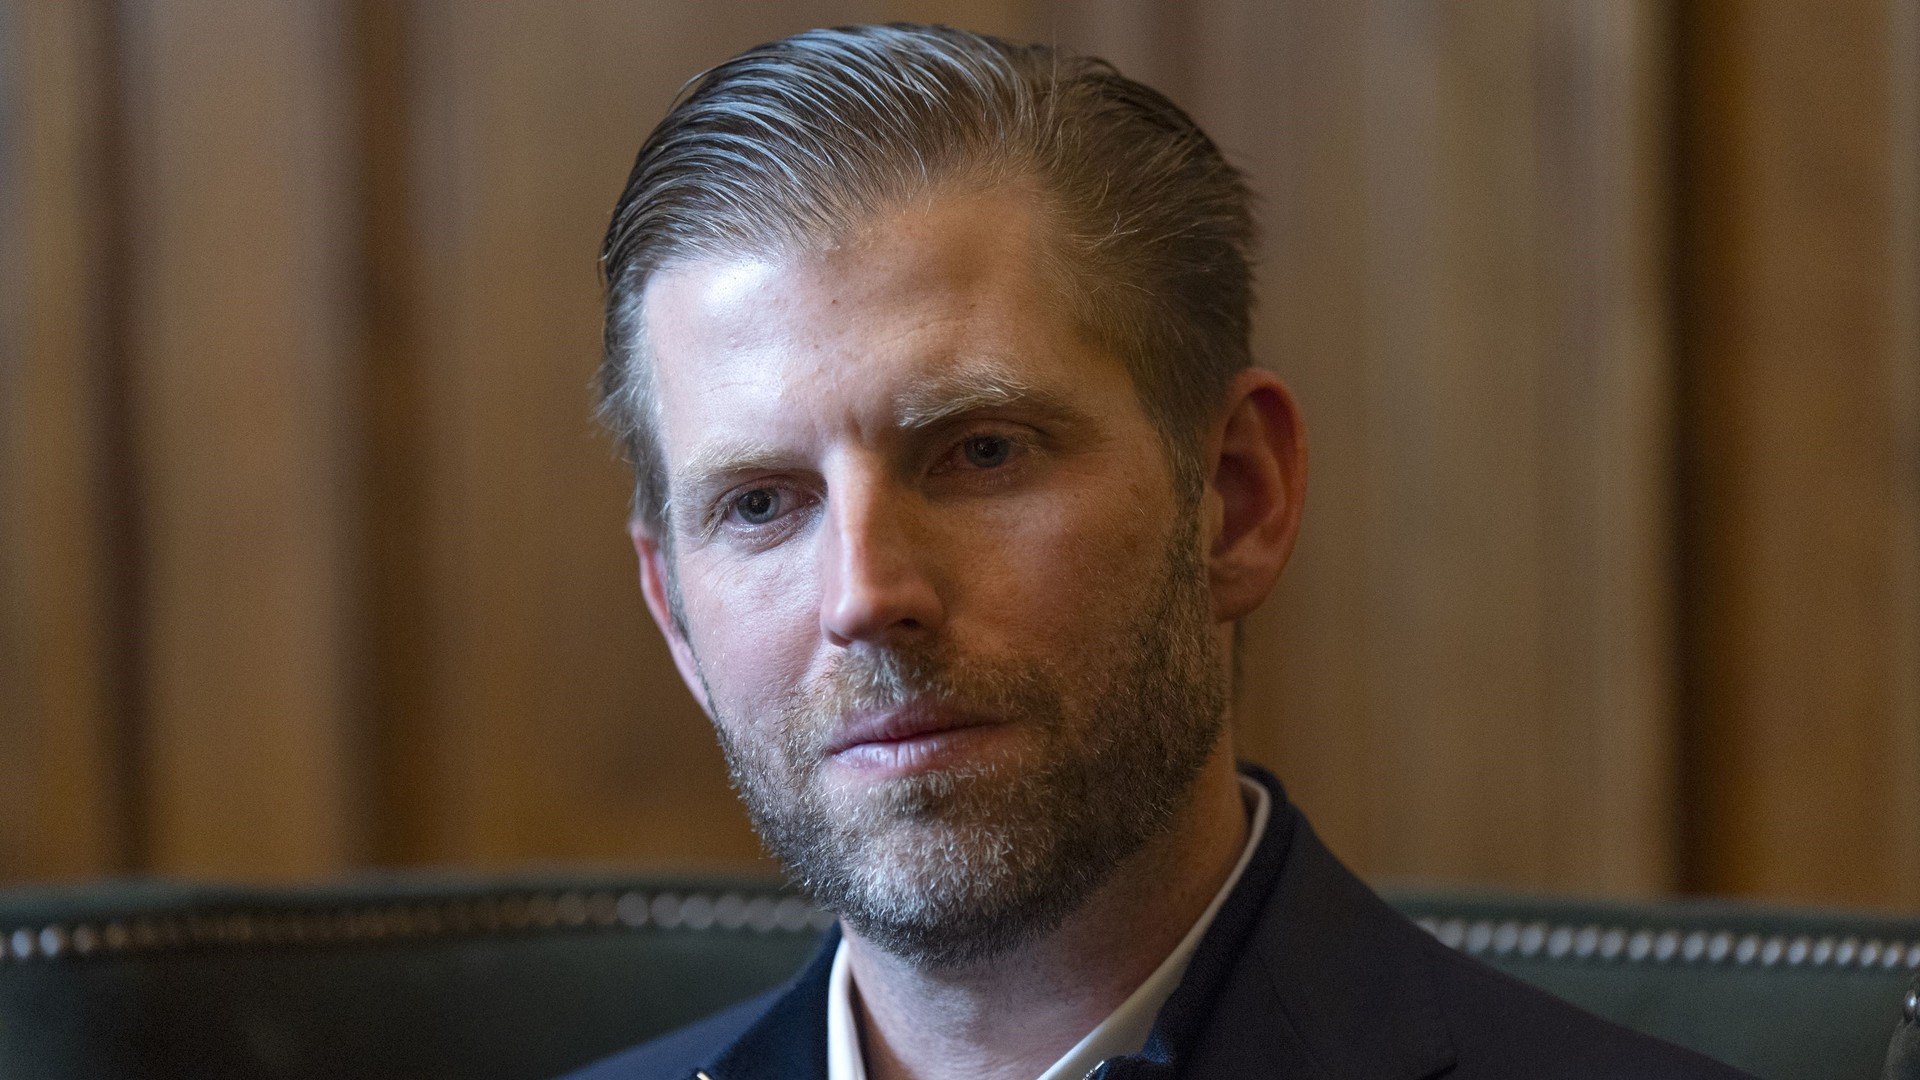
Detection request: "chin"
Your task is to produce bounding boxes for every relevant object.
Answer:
[829,824,1087,969]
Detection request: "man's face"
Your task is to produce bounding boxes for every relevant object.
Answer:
[638,187,1230,966]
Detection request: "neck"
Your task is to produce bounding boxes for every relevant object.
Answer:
[844,745,1250,1080]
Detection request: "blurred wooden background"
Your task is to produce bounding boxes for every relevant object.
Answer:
[3,0,1915,907]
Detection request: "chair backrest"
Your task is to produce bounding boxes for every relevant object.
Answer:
[1,873,1913,1080]
[1382,888,1920,1080]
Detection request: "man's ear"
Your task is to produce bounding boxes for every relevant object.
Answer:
[630,519,714,718]
[1203,368,1308,622]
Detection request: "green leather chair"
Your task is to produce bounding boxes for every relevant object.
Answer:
[2,872,1914,1080]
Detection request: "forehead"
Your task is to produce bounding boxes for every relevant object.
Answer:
[638,187,1136,459]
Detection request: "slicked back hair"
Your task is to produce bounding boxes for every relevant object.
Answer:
[599,23,1255,535]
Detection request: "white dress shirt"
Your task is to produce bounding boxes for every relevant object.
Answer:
[825,775,1272,1080]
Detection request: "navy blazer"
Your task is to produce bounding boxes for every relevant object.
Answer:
[566,766,1754,1079]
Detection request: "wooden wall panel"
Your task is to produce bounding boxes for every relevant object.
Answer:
[0,0,130,881]
[119,0,362,879]
[1060,1,1678,895]
[1894,0,1920,907]
[1680,0,1920,905]
[1,0,1914,905]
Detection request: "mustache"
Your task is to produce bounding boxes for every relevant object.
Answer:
[804,647,949,716]
[782,644,1058,757]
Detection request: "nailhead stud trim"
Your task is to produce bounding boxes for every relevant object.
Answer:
[1413,916,1920,973]
[0,889,835,964]
[4,890,1913,977]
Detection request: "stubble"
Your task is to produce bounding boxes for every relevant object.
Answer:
[710,515,1228,969]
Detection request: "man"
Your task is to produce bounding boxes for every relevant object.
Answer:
[571,24,1750,1080]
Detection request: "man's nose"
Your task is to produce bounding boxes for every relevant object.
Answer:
[818,479,944,647]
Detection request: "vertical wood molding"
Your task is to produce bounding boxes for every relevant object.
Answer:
[1528,0,1681,891]
[1680,0,1920,904]
[1365,0,1671,893]
[121,0,362,879]
[0,0,131,882]
[1889,0,1920,900]
[348,0,435,868]
[1530,0,1678,894]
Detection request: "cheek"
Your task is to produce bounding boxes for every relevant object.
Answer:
[959,464,1175,648]
[678,546,819,716]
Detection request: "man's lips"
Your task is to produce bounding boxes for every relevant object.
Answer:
[824,702,999,758]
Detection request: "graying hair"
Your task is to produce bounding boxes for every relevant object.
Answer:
[599,23,1255,533]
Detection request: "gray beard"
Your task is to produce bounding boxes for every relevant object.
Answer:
[708,520,1227,969]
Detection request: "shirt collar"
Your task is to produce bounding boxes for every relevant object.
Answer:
[825,775,1272,1080]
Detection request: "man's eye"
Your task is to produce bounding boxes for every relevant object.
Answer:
[732,488,782,525]
[961,435,1013,469]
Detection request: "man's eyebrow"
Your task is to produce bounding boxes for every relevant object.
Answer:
[671,440,789,508]
[894,361,1084,430]
[668,363,1090,514]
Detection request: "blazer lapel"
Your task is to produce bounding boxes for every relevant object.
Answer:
[1206,799,1456,1080]
[699,927,837,1080]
